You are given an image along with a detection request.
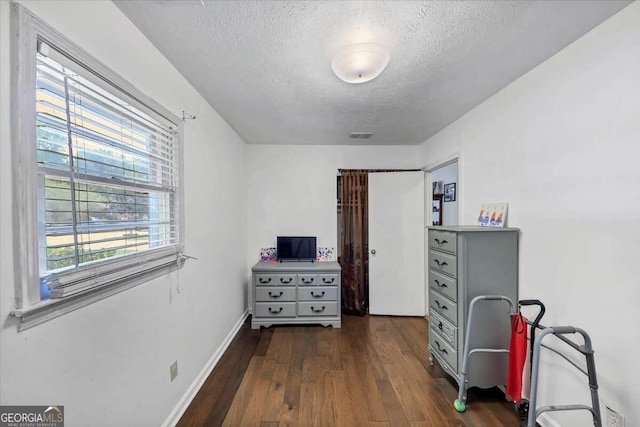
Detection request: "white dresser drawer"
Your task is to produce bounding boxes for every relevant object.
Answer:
[255,274,276,286]
[429,290,458,326]
[429,230,457,254]
[429,250,457,278]
[254,286,296,302]
[429,332,458,371]
[298,274,318,286]
[298,301,339,317]
[254,302,296,318]
[276,274,295,286]
[318,274,339,286]
[298,286,338,301]
[429,269,457,302]
[430,309,457,350]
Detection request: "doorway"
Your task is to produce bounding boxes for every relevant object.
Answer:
[337,169,424,316]
[424,157,460,317]
[429,160,459,226]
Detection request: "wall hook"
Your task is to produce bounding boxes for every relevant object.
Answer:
[182,111,196,121]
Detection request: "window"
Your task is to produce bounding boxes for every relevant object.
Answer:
[11,5,184,329]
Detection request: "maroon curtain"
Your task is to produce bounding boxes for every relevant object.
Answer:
[339,171,368,316]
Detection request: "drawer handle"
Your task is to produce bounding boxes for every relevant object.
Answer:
[311,291,325,298]
[302,277,315,284]
[259,277,272,284]
[310,306,326,313]
[434,238,448,246]
[268,291,283,298]
[268,307,283,314]
[322,277,335,284]
[435,341,448,355]
[280,277,292,284]
[438,322,443,331]
[434,279,448,288]
[434,259,448,268]
[435,300,448,311]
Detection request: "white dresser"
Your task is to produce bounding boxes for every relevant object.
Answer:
[251,261,341,329]
[427,226,518,390]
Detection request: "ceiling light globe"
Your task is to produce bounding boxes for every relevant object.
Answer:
[331,43,390,84]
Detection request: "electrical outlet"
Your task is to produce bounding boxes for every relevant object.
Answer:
[606,406,625,427]
[170,360,178,382]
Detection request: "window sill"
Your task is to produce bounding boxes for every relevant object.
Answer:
[10,261,183,331]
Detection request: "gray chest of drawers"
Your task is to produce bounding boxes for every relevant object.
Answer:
[427,226,518,390]
[251,261,341,329]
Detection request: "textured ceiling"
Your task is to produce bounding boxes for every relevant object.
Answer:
[115,0,630,146]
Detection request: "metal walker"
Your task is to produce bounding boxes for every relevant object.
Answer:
[453,295,602,427]
[453,295,516,412]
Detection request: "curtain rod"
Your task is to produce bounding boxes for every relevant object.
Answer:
[338,168,421,173]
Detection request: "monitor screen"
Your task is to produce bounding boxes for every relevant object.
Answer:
[277,236,317,261]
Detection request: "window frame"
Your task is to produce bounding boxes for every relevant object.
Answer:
[10,4,185,330]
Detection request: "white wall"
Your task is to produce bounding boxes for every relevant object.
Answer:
[431,162,458,226]
[246,144,419,275]
[420,3,640,425]
[0,2,248,427]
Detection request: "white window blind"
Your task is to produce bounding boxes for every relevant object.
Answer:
[36,41,182,298]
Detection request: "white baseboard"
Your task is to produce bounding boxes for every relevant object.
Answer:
[162,309,250,427]
[538,413,562,427]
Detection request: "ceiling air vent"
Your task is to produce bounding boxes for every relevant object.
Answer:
[349,132,374,139]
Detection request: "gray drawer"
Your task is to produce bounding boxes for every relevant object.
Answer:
[430,309,457,350]
[298,286,338,301]
[255,274,276,286]
[429,230,457,254]
[429,290,458,326]
[429,250,457,278]
[276,274,295,286]
[254,302,296,318]
[254,286,296,302]
[430,332,458,371]
[297,274,318,286]
[298,301,339,317]
[318,274,339,286]
[429,269,457,302]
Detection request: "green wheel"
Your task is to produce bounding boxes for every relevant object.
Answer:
[453,399,466,413]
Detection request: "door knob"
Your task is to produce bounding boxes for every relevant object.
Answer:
[370,249,377,255]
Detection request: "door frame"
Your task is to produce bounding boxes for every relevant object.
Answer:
[421,152,463,318]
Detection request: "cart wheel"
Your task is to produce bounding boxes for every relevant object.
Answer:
[515,399,529,419]
[453,399,466,413]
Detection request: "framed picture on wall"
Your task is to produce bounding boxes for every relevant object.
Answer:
[444,183,456,202]
[432,194,443,225]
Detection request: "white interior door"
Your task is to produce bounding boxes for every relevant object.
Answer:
[369,171,425,316]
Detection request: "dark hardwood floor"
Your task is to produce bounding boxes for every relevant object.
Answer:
[177,315,520,427]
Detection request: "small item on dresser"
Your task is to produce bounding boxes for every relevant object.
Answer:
[259,247,277,262]
[477,203,508,227]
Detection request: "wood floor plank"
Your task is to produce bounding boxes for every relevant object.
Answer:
[179,315,520,427]
[238,356,278,426]
[330,367,360,427]
[279,331,305,426]
[314,363,337,427]
[376,376,412,427]
[221,356,265,426]
[339,346,386,424]
[262,361,290,422]
[382,362,426,422]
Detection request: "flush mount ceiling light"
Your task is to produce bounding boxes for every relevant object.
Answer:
[331,43,390,84]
